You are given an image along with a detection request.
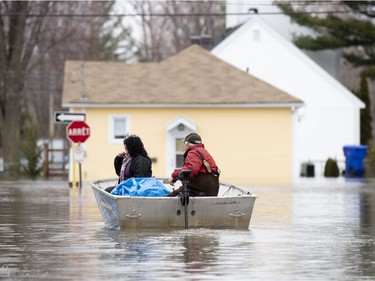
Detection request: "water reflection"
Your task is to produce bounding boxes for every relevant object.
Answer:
[181,232,219,273]
[0,180,374,280]
[288,180,375,280]
[358,187,375,278]
[359,186,375,227]
[96,228,223,279]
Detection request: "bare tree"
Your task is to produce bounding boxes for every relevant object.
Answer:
[125,0,225,61]
[0,2,50,174]
[0,1,135,177]
[25,1,135,138]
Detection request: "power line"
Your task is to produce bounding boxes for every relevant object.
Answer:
[0,10,352,17]
[119,0,346,4]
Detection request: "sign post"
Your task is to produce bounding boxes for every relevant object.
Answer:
[67,121,90,189]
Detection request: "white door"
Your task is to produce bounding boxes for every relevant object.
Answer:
[166,119,196,177]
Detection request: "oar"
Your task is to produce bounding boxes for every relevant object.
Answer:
[178,170,191,229]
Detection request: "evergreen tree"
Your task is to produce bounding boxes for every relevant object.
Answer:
[276,1,375,78]
[357,75,373,145]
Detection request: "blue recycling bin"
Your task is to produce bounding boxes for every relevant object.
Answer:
[343,145,368,177]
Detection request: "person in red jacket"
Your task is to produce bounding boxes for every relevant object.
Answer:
[167,133,220,197]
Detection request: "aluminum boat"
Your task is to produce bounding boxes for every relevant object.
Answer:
[91,178,256,230]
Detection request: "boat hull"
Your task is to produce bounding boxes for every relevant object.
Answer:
[91,179,256,230]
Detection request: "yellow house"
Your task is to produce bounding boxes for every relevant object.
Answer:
[62,45,303,185]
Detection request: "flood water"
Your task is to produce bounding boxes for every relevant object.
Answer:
[0,179,374,281]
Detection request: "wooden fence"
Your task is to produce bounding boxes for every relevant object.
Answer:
[42,144,69,179]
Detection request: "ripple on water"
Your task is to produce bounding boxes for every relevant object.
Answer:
[0,180,375,280]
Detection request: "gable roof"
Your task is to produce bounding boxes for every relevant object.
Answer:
[62,44,302,108]
[212,16,364,109]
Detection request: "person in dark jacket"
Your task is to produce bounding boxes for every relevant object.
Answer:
[167,133,220,197]
[105,134,152,193]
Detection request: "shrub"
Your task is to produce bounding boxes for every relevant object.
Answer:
[324,158,340,178]
[20,123,42,179]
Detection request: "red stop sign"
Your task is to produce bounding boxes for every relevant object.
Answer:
[67,121,90,143]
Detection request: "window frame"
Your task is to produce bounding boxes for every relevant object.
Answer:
[109,115,131,144]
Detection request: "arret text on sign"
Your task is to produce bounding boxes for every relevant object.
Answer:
[67,121,90,143]
[68,127,90,136]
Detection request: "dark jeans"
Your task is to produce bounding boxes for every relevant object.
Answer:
[167,172,219,197]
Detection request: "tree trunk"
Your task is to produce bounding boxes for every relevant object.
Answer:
[0,2,28,175]
[3,75,22,174]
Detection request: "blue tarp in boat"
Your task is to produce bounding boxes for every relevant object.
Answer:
[111,177,170,197]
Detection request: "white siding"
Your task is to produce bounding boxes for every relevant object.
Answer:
[212,17,364,181]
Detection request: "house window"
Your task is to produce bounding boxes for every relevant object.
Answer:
[109,115,131,144]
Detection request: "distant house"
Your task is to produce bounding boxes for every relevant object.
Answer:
[62,44,302,185]
[212,16,365,180]
[224,0,343,82]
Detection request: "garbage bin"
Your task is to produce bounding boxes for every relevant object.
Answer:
[343,145,368,177]
[301,162,315,177]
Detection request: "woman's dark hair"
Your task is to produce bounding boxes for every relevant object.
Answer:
[123,135,149,158]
